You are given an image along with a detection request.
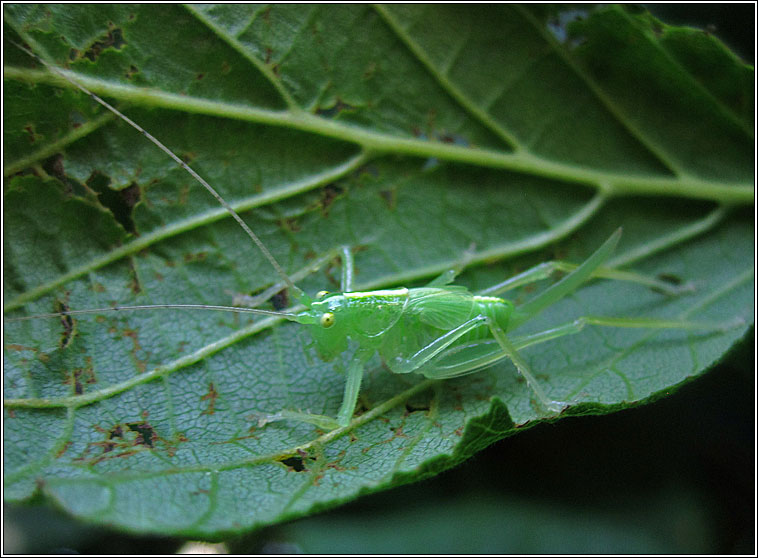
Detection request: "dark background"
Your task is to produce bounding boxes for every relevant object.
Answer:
[4,4,754,554]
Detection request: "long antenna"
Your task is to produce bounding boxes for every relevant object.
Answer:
[4,304,299,322]
[12,41,307,303]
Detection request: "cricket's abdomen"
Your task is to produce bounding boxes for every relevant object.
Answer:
[472,295,514,332]
[376,288,514,374]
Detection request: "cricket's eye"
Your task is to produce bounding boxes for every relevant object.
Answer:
[320,312,335,328]
[317,290,329,299]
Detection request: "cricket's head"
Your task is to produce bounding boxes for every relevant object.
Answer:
[292,292,351,360]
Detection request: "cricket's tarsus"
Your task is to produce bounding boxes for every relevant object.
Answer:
[7,41,737,430]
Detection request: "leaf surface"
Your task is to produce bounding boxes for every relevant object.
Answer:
[3,4,753,537]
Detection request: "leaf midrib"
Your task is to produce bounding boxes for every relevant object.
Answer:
[5,65,753,203]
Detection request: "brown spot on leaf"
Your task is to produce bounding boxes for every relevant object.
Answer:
[56,441,72,458]
[128,260,142,294]
[279,217,301,233]
[201,382,219,415]
[426,109,438,133]
[56,305,76,350]
[319,184,344,216]
[5,344,34,352]
[362,61,377,80]
[379,187,397,210]
[184,251,208,263]
[78,419,187,465]
[23,124,39,144]
[66,362,96,395]
[123,328,147,373]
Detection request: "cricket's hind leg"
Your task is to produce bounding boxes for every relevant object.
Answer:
[428,311,743,416]
[477,259,694,298]
[510,314,745,352]
[406,316,568,416]
[498,313,744,413]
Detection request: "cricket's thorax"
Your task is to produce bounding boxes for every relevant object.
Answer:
[341,288,411,308]
[320,288,410,320]
[298,288,411,359]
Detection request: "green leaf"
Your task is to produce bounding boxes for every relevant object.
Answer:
[3,4,753,537]
[256,488,713,554]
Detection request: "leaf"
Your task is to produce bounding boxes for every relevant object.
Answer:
[258,488,713,554]
[3,4,753,537]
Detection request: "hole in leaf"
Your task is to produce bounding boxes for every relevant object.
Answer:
[86,172,140,234]
[656,272,684,285]
[270,289,289,311]
[279,455,307,472]
[43,154,79,195]
[405,401,430,414]
[126,422,156,448]
[82,26,125,61]
[125,64,139,79]
[315,98,356,119]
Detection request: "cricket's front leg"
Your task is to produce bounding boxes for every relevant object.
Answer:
[230,246,353,309]
[334,348,372,426]
[339,245,354,292]
[255,348,372,431]
[255,409,342,431]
